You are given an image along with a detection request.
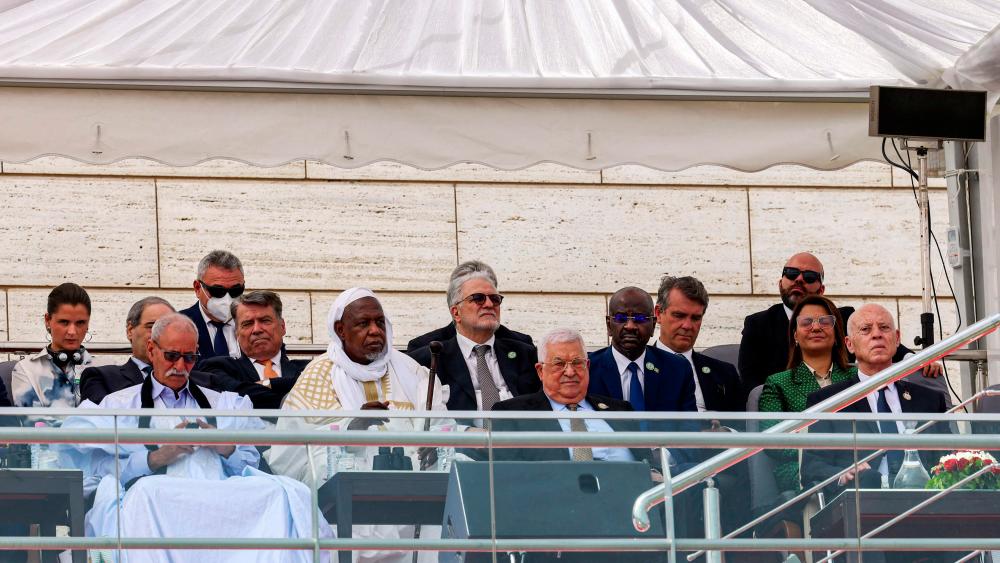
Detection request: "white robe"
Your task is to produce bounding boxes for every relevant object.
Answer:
[267,353,451,563]
[62,383,332,563]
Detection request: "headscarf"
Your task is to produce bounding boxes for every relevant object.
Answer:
[325,288,417,409]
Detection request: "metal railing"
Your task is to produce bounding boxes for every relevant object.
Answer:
[4,411,1000,559]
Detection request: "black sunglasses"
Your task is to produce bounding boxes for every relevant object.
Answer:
[462,293,504,306]
[782,267,823,284]
[160,350,200,364]
[199,281,245,299]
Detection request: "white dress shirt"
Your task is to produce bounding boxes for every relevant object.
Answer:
[610,347,645,403]
[198,304,240,357]
[653,340,706,412]
[251,351,284,381]
[545,395,635,462]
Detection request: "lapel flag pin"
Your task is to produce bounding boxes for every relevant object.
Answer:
[597,402,608,410]
[902,390,911,401]
[507,351,516,359]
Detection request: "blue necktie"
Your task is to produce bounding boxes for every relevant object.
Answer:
[627,362,645,411]
[877,388,903,473]
[210,321,228,357]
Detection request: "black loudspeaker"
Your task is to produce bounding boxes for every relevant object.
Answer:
[440,461,665,563]
[869,85,987,142]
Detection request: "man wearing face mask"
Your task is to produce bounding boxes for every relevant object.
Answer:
[180,250,246,360]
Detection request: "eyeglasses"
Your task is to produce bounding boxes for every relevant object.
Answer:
[544,358,588,372]
[609,313,653,324]
[160,350,201,364]
[782,267,823,284]
[199,281,245,299]
[796,315,836,329]
[462,293,504,306]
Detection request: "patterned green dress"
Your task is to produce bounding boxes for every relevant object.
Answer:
[757,362,857,492]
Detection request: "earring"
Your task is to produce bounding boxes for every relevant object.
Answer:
[794,340,799,347]
[44,327,52,342]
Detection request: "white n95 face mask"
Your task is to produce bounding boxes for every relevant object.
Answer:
[205,294,234,322]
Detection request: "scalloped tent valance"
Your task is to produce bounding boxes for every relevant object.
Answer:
[0,0,997,171]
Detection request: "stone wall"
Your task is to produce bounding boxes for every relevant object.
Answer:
[0,157,961,391]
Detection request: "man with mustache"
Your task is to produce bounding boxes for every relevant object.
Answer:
[199,290,307,409]
[62,314,330,562]
[409,267,539,420]
[738,252,939,395]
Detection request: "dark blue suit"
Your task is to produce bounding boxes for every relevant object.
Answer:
[179,302,224,361]
[588,345,697,413]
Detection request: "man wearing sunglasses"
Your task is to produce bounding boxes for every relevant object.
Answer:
[406,260,532,352]
[738,252,940,395]
[409,269,539,418]
[589,286,696,417]
[179,250,246,361]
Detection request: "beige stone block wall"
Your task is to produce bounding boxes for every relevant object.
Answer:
[0,157,969,399]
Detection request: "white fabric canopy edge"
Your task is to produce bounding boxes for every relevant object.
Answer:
[0,85,883,172]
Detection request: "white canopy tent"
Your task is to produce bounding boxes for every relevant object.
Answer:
[0,0,998,379]
[0,0,997,171]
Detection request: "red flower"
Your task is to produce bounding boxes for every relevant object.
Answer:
[958,458,971,470]
[984,458,993,466]
[944,459,958,471]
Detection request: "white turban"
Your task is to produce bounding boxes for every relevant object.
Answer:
[325,288,417,409]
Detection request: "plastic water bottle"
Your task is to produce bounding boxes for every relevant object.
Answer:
[325,424,343,479]
[30,421,59,469]
[436,424,455,473]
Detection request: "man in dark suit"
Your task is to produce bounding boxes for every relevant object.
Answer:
[406,260,532,352]
[801,304,950,497]
[198,290,307,409]
[588,286,696,414]
[409,269,539,418]
[492,328,649,463]
[653,276,745,416]
[179,250,246,360]
[738,251,940,395]
[80,296,176,404]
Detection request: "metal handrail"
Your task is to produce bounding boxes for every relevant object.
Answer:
[631,312,1000,532]
[684,387,1000,561]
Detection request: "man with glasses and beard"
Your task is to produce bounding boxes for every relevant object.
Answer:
[409,269,539,419]
[180,250,246,360]
[738,252,938,395]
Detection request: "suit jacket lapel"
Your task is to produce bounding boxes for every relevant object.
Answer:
[122,360,145,386]
[443,339,477,404]
[596,349,625,401]
[493,339,520,392]
[692,354,719,407]
[237,355,260,384]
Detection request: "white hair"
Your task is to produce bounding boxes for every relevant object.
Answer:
[537,328,586,363]
[150,313,198,343]
[447,271,496,307]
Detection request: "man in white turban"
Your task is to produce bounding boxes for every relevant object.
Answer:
[267,288,449,563]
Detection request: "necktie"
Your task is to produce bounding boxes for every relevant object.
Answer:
[567,403,594,461]
[877,387,903,474]
[474,345,501,411]
[627,362,645,411]
[209,320,228,357]
[141,365,152,378]
[258,359,278,379]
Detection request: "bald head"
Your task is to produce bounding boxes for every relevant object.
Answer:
[779,252,826,309]
[845,304,900,373]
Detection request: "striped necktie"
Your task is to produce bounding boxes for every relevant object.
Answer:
[567,403,594,461]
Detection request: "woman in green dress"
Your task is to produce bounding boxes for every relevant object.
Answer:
[758,294,856,494]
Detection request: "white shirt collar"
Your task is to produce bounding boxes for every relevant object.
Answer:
[198,303,231,327]
[545,393,593,411]
[655,340,693,363]
[129,356,151,372]
[857,368,896,392]
[611,346,646,377]
[456,331,496,360]
[783,304,794,319]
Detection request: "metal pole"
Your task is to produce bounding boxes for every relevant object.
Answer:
[702,479,722,563]
[917,147,936,348]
